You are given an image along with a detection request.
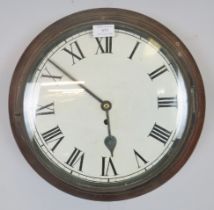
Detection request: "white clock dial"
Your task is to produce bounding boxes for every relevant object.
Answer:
[23,29,187,183]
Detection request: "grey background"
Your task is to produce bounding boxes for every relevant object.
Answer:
[0,0,213,209]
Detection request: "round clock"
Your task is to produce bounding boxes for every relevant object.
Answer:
[9,8,205,200]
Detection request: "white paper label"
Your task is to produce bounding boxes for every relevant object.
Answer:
[93,24,115,38]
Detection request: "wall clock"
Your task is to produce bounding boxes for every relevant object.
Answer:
[9,8,205,200]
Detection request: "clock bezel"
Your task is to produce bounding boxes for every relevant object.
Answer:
[9,8,205,201]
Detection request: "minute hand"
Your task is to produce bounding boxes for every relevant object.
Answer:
[48,59,104,103]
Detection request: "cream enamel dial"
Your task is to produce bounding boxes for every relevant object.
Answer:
[24,29,187,183]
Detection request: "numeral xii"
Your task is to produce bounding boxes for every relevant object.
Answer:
[95,37,112,54]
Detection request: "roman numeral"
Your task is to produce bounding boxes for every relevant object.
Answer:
[42,126,64,151]
[148,65,168,80]
[158,97,177,108]
[95,37,112,54]
[149,123,172,144]
[134,149,148,168]
[36,102,55,116]
[41,67,62,81]
[101,157,118,176]
[128,41,140,59]
[66,147,84,171]
[63,41,85,65]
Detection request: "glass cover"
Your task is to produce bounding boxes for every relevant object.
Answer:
[23,27,188,186]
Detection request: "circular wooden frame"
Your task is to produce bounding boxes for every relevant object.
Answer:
[9,8,205,200]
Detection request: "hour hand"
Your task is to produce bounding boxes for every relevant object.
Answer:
[104,135,117,157]
[101,101,117,157]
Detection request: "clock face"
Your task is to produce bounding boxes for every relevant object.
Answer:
[24,29,187,183]
[9,9,205,200]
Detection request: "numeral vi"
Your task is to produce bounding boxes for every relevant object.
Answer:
[101,157,118,176]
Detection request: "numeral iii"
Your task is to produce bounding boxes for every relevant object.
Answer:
[158,97,177,108]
